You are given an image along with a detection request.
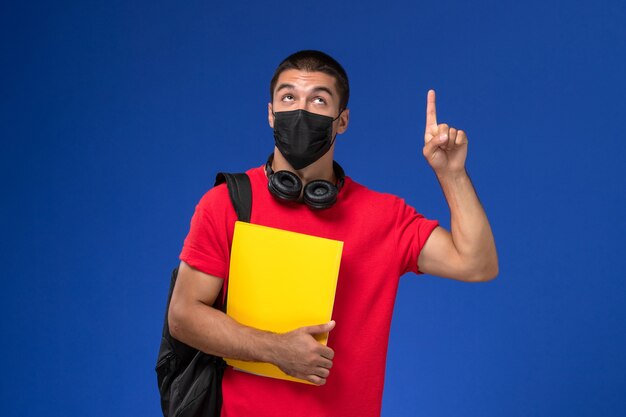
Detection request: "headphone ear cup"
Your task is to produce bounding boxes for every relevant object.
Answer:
[303,180,338,209]
[268,170,302,201]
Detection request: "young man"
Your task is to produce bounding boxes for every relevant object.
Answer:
[168,50,498,417]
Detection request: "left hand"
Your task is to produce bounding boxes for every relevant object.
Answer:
[423,90,468,176]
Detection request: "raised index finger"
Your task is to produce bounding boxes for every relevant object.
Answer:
[426,89,437,127]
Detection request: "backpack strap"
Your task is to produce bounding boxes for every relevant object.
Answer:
[213,172,252,312]
[215,173,252,223]
[157,173,251,416]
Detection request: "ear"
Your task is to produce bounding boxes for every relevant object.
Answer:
[336,108,350,134]
[268,103,275,128]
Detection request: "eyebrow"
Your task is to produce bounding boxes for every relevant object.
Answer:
[275,83,295,93]
[275,83,334,97]
[312,86,334,97]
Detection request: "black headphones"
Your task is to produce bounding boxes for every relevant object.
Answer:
[265,154,346,209]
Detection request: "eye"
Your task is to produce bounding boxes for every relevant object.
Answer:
[281,94,294,102]
[313,97,327,105]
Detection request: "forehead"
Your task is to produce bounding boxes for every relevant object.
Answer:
[273,69,339,95]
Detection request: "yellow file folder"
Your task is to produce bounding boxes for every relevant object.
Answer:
[225,221,344,383]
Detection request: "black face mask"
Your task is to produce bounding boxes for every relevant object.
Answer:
[273,109,341,170]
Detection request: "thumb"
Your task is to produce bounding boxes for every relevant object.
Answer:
[302,320,336,335]
[423,133,446,160]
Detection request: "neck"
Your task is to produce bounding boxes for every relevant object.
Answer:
[271,147,336,186]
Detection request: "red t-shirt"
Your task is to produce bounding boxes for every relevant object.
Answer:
[180,165,438,417]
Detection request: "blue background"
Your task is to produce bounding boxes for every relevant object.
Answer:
[2,1,625,416]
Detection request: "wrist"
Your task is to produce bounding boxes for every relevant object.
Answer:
[252,330,283,364]
[435,168,469,184]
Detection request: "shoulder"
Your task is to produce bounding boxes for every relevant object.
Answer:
[341,177,436,236]
[192,167,258,222]
[196,166,263,210]
[342,176,410,210]
[195,182,230,213]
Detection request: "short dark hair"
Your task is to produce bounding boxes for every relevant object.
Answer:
[270,50,350,111]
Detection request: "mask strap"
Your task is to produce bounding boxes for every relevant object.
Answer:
[327,109,345,147]
[333,109,344,121]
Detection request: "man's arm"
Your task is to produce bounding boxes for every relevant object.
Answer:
[417,90,498,282]
[168,261,335,385]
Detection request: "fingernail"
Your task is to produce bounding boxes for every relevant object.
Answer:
[439,135,447,142]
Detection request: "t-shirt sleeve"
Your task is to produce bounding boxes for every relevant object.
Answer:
[394,199,439,275]
[179,184,236,279]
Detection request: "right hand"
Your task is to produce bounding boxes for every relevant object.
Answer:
[423,89,469,177]
[272,321,336,385]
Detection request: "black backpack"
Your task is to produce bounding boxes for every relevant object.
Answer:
[156,173,252,417]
